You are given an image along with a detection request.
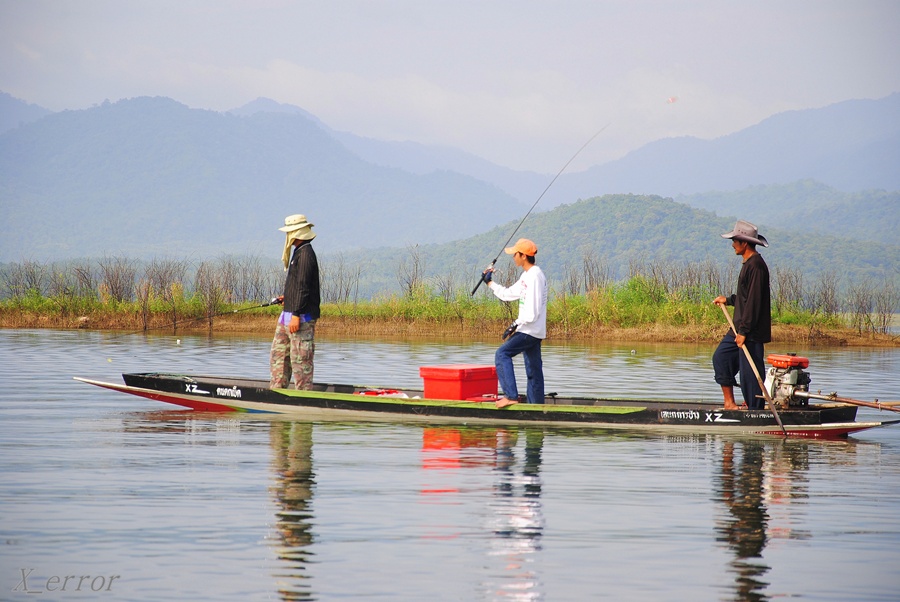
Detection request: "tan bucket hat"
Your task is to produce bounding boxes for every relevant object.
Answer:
[721,220,768,247]
[279,214,314,233]
[280,214,316,269]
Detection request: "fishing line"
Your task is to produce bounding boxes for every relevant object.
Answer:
[95,298,282,343]
[471,123,611,295]
[88,299,281,366]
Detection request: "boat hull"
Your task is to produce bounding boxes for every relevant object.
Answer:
[74,373,898,439]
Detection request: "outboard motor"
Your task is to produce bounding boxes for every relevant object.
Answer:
[764,354,812,408]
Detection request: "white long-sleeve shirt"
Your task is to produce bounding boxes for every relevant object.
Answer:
[488,265,548,339]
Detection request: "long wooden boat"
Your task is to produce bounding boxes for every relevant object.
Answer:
[75,369,898,438]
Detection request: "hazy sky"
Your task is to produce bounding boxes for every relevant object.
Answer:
[2,0,898,172]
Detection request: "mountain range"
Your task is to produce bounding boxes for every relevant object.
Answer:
[223,94,900,209]
[337,193,899,297]
[1,92,898,284]
[0,96,523,259]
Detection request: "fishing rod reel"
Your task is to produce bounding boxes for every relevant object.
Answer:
[763,354,812,409]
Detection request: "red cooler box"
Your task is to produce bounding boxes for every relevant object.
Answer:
[419,364,497,400]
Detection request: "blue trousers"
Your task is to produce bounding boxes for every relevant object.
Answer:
[495,332,544,404]
[712,332,766,410]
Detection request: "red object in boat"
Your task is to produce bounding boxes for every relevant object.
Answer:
[419,364,497,400]
[767,354,810,369]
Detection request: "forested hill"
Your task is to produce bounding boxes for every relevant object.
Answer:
[339,194,899,295]
[0,96,524,261]
[677,181,898,246]
[0,91,52,133]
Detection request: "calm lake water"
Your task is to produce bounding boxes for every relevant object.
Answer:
[2,328,899,601]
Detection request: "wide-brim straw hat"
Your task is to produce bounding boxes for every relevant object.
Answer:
[721,220,768,247]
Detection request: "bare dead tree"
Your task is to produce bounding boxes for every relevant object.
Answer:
[239,255,268,303]
[773,266,803,315]
[322,253,362,304]
[581,251,609,293]
[712,261,739,299]
[846,279,874,335]
[72,262,97,299]
[433,270,457,303]
[627,256,644,281]
[806,270,840,317]
[146,258,188,330]
[194,261,227,332]
[0,263,24,298]
[645,259,671,296]
[217,256,239,304]
[98,256,136,302]
[47,263,73,298]
[872,281,899,334]
[562,264,580,296]
[398,244,423,298]
[136,279,152,331]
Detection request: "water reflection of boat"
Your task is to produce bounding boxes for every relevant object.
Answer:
[77,370,899,439]
[714,439,826,601]
[419,426,545,600]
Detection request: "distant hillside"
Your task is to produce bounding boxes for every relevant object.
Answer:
[3,92,897,266]
[677,181,899,246]
[0,96,524,261]
[229,98,551,208]
[558,95,900,201]
[326,194,900,296]
[314,94,900,207]
[0,92,53,134]
[329,131,550,209]
[227,97,325,125]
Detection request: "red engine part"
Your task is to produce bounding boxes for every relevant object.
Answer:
[767,354,810,369]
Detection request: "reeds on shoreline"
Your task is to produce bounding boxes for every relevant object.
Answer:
[1,256,896,347]
[0,297,894,347]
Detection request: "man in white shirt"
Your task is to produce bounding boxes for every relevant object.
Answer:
[483,238,548,408]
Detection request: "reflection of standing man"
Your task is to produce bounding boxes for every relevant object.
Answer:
[484,428,545,599]
[270,421,316,598]
[270,214,321,390]
[716,441,769,600]
[713,221,771,410]
[483,238,548,408]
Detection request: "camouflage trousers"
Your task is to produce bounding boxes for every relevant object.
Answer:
[269,320,316,390]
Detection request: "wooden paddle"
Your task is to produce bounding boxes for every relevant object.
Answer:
[717,302,787,435]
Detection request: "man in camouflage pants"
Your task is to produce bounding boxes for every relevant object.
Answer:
[270,214,321,390]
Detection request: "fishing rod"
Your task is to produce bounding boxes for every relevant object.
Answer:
[105,297,283,339]
[471,123,611,296]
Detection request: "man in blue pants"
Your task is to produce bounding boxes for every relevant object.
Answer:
[483,238,548,409]
[713,220,772,410]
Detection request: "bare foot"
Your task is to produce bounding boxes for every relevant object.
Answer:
[723,404,741,410]
[495,398,518,409]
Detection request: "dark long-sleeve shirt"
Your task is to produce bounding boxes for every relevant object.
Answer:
[283,242,321,320]
[726,253,771,343]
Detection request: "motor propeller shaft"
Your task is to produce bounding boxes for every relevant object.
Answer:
[794,390,900,413]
